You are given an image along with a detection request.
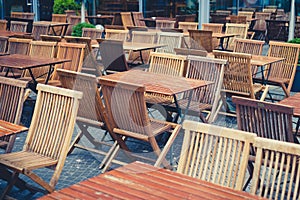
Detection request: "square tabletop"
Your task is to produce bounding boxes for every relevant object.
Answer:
[98,70,211,96]
[278,92,300,117]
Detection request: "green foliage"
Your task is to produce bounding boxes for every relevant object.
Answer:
[288,38,300,64]
[71,22,95,37]
[53,0,81,14]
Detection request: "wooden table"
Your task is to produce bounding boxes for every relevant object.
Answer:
[0,120,28,139]
[0,54,70,92]
[40,161,266,199]
[99,70,211,123]
[0,30,31,37]
[212,33,237,50]
[278,92,300,137]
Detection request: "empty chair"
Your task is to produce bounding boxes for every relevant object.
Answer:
[202,23,223,49]
[156,20,176,29]
[132,12,146,27]
[156,32,183,54]
[31,22,50,40]
[0,19,7,30]
[96,38,129,74]
[82,28,103,40]
[104,29,129,41]
[99,79,181,170]
[178,22,198,33]
[177,120,255,191]
[229,15,247,24]
[250,138,300,200]
[188,29,213,52]
[51,14,67,35]
[238,11,254,20]
[10,21,28,32]
[0,77,28,153]
[128,31,156,64]
[174,48,208,57]
[0,84,82,198]
[225,23,249,51]
[0,36,8,53]
[66,15,81,35]
[120,12,134,29]
[253,12,271,40]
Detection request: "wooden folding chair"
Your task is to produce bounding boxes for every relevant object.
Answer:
[156,32,183,54]
[9,21,28,32]
[0,84,82,197]
[0,36,8,53]
[104,29,129,41]
[253,12,271,40]
[178,22,198,34]
[202,23,223,49]
[156,20,176,29]
[82,27,103,40]
[99,79,181,171]
[31,22,50,40]
[225,23,249,51]
[132,12,146,27]
[177,120,256,191]
[250,138,300,199]
[51,14,67,36]
[188,29,213,52]
[0,77,28,153]
[120,12,134,29]
[0,19,7,30]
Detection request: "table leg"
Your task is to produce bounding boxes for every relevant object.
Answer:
[45,65,54,84]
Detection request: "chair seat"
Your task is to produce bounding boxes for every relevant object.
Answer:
[145,93,174,104]
[254,77,290,85]
[0,151,57,172]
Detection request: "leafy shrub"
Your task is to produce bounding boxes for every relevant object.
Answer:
[72,22,95,37]
[53,0,81,14]
[288,38,300,64]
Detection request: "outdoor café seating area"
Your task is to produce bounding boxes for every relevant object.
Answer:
[0,7,300,200]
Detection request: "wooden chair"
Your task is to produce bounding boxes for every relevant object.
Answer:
[213,50,268,115]
[104,29,129,41]
[174,48,208,57]
[50,42,86,84]
[255,41,300,98]
[156,32,183,54]
[99,79,181,170]
[156,20,176,29]
[10,12,24,18]
[82,27,103,40]
[238,11,254,20]
[132,12,146,27]
[0,19,7,30]
[0,77,28,153]
[177,120,256,191]
[120,12,134,29]
[0,84,82,197]
[225,23,249,51]
[66,15,81,35]
[21,41,57,82]
[127,31,156,64]
[250,137,300,200]
[188,29,213,52]
[178,22,198,34]
[51,14,67,35]
[253,12,271,40]
[202,23,223,49]
[96,38,129,74]
[229,15,247,24]
[9,21,28,32]
[0,36,8,53]
[215,10,232,15]
[31,22,50,40]
[57,69,123,164]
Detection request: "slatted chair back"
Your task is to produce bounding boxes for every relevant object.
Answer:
[213,50,259,99]
[7,37,32,55]
[238,11,254,20]
[233,96,294,143]
[10,12,23,18]
[188,29,213,52]
[265,41,300,97]
[178,22,198,34]
[0,84,82,196]
[132,12,146,27]
[120,12,134,29]
[21,41,57,80]
[9,21,28,32]
[0,19,7,30]
[51,42,86,81]
[148,52,186,77]
[128,31,156,64]
[250,138,300,200]
[0,36,8,53]
[156,20,176,29]
[178,120,255,191]
[0,77,28,153]
[174,48,208,57]
[253,12,271,31]
[229,15,247,24]
[32,22,50,40]
[225,23,249,51]
[96,38,129,74]
[202,23,223,49]
[82,27,103,40]
[215,10,232,15]
[66,15,81,35]
[40,34,63,42]
[263,8,277,13]
[51,14,67,35]
[185,55,227,122]
[99,79,181,169]
[233,38,264,55]
[104,29,129,41]
[156,32,183,54]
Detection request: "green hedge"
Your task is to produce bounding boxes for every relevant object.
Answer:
[53,0,81,14]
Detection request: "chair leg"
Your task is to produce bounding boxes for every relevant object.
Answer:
[68,130,83,155]
[1,171,20,199]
